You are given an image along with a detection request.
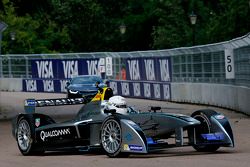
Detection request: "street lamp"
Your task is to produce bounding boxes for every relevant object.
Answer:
[0,21,8,78]
[189,12,197,46]
[10,32,16,41]
[10,32,16,54]
[119,24,126,51]
[119,24,126,35]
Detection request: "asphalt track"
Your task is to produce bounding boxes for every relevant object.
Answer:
[0,92,249,167]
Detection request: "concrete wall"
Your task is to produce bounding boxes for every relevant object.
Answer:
[0,78,249,115]
[0,78,23,92]
[171,83,250,115]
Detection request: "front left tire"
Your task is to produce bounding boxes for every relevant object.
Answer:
[100,116,127,157]
[16,116,43,155]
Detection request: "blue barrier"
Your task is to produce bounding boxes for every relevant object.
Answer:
[22,79,171,100]
[24,56,172,100]
[109,80,171,100]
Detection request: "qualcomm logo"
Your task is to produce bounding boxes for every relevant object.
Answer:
[40,128,71,141]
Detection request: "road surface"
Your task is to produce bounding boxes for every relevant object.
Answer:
[0,92,249,167]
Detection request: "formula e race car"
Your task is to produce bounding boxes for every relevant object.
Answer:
[12,87,234,157]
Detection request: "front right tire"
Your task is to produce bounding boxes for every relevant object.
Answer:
[191,109,220,152]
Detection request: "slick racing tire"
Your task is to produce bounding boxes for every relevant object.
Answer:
[191,109,220,152]
[100,116,128,158]
[16,116,44,155]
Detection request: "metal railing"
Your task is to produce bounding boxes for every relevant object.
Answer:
[0,33,250,87]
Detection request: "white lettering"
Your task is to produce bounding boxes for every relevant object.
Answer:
[109,82,118,95]
[133,83,141,96]
[153,84,161,99]
[159,59,170,82]
[62,61,78,78]
[144,59,155,80]
[121,82,130,96]
[87,60,98,75]
[225,49,235,79]
[60,80,68,93]
[43,80,54,92]
[127,60,140,80]
[36,61,54,78]
[25,80,37,92]
[143,83,151,98]
[40,128,71,141]
[163,84,170,100]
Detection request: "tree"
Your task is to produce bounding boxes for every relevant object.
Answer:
[152,0,191,49]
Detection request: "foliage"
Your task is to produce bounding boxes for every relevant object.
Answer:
[0,0,249,54]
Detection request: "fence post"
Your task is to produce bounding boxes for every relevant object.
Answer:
[8,56,12,78]
[25,56,29,78]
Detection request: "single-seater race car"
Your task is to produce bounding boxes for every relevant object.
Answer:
[12,86,234,157]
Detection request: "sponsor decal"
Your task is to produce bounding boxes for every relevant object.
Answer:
[133,82,141,97]
[36,60,54,78]
[143,83,151,98]
[43,80,54,92]
[121,82,130,96]
[127,59,141,80]
[35,118,40,127]
[201,133,224,141]
[123,144,143,151]
[129,145,143,151]
[123,144,130,151]
[214,115,225,120]
[62,60,78,78]
[40,128,71,141]
[25,80,37,92]
[144,59,155,80]
[24,99,36,107]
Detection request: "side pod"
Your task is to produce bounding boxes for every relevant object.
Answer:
[120,119,148,154]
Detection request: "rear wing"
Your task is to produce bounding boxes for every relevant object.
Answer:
[24,98,86,113]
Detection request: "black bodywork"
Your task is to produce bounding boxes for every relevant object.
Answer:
[12,97,234,157]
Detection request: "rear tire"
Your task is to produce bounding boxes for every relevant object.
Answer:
[191,109,220,152]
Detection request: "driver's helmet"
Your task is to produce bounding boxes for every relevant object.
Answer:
[107,95,128,115]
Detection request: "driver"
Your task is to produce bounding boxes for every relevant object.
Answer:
[108,95,128,114]
[102,95,128,115]
[102,95,139,115]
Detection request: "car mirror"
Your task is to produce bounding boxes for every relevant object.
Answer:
[150,106,161,112]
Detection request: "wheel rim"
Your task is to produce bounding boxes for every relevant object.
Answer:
[101,119,122,154]
[17,119,31,151]
[193,115,210,139]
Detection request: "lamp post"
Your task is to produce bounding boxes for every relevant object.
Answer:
[119,24,126,51]
[0,21,8,78]
[119,24,126,35]
[10,32,16,53]
[189,12,197,46]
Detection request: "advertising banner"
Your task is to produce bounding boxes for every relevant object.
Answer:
[125,57,171,82]
[23,79,69,93]
[27,56,172,100]
[108,80,171,100]
[31,58,104,79]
